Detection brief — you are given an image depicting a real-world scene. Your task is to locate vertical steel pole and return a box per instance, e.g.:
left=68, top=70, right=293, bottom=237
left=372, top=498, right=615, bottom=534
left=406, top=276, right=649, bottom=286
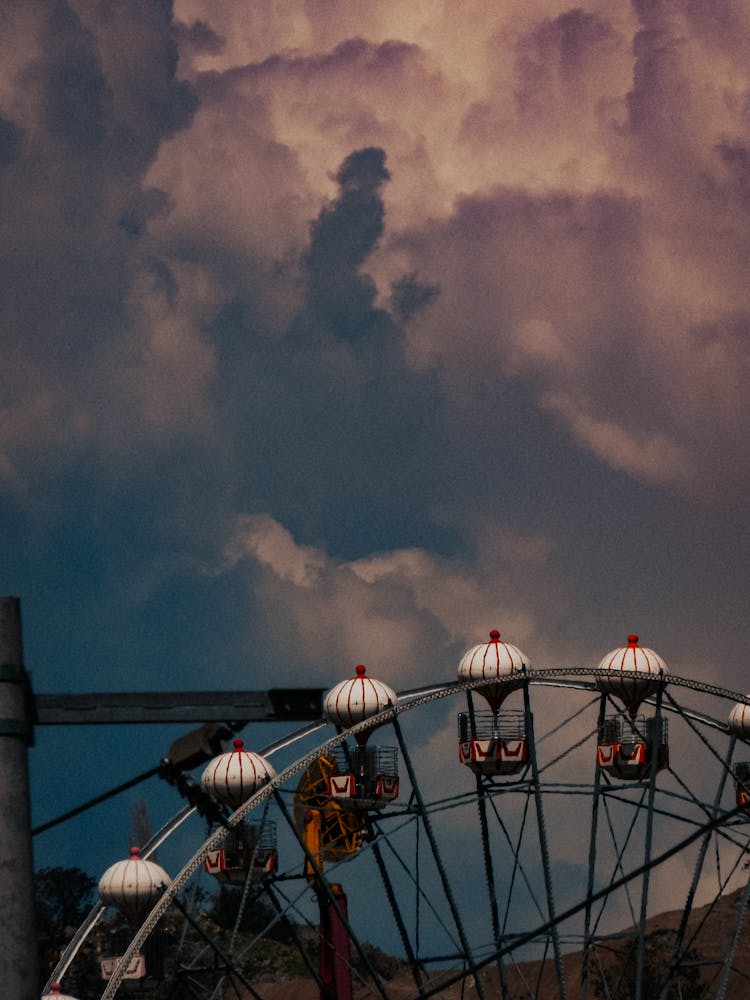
left=581, top=691, right=608, bottom=999
left=0, top=596, right=38, bottom=999
left=634, top=678, right=666, bottom=1000
left=522, top=678, right=566, bottom=999
left=658, top=734, right=736, bottom=999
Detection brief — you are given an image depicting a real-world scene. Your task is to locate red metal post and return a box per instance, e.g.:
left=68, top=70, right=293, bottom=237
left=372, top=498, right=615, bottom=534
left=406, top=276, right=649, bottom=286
left=318, top=883, right=353, bottom=1000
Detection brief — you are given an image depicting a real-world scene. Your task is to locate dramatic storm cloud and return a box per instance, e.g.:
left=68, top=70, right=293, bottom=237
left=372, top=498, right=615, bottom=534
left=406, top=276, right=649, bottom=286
left=3, top=1, right=750, bottom=902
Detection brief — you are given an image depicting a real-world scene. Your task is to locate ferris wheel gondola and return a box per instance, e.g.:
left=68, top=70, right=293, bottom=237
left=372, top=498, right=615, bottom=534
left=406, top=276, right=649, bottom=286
left=45, top=648, right=750, bottom=1000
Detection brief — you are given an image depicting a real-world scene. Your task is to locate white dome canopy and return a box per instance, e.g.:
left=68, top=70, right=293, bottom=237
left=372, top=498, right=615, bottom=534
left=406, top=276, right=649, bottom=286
left=324, top=665, right=397, bottom=741
left=728, top=700, right=750, bottom=738
left=98, top=847, right=171, bottom=924
left=42, top=986, right=79, bottom=1000
left=201, top=738, right=276, bottom=810
left=596, top=634, right=668, bottom=718
left=457, top=629, right=528, bottom=711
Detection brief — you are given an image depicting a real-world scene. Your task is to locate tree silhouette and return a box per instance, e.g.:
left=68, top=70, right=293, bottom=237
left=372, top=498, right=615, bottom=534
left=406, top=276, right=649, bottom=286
left=35, top=865, right=99, bottom=995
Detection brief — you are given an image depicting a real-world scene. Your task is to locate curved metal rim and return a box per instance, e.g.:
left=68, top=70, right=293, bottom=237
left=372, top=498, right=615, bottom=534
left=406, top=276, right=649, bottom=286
left=43, top=723, right=329, bottom=993
left=77, top=668, right=746, bottom=999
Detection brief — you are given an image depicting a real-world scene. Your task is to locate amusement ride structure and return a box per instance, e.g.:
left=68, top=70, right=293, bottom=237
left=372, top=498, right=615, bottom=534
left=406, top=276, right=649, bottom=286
left=38, top=629, right=750, bottom=999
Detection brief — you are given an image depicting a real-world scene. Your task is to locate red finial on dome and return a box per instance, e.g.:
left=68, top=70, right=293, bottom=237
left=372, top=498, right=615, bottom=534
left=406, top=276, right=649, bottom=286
left=628, top=634, right=639, bottom=646
left=130, top=846, right=141, bottom=859
left=233, top=738, right=244, bottom=751
left=489, top=629, right=501, bottom=642
left=356, top=664, right=366, bottom=677
left=51, top=986, right=62, bottom=996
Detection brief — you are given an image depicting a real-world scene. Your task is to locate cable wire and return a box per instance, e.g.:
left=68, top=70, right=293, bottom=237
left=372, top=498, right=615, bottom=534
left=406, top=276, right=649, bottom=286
left=32, top=765, right=160, bottom=836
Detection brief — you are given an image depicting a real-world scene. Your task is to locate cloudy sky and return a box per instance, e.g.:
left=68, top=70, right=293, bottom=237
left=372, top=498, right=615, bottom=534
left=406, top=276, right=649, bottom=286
left=4, top=0, right=750, bottom=880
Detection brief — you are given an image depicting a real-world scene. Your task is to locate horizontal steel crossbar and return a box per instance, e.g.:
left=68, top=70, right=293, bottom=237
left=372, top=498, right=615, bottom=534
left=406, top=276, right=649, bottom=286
left=35, top=688, right=325, bottom=724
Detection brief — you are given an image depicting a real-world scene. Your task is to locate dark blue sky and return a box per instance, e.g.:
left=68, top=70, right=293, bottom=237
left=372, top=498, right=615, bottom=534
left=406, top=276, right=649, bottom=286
left=3, top=0, right=750, bottom=897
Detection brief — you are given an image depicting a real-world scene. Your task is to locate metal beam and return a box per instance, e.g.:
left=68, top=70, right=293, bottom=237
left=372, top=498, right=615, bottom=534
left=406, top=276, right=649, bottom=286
left=35, top=687, right=324, bottom=725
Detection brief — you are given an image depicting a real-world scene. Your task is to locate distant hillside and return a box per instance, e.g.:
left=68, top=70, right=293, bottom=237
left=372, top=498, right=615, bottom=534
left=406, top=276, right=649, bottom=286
left=251, top=884, right=750, bottom=998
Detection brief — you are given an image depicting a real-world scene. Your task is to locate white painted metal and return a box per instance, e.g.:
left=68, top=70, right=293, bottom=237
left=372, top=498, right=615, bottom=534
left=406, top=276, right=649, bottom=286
left=98, top=847, right=171, bottom=924
left=596, top=634, right=668, bottom=718
left=324, top=664, right=397, bottom=734
left=728, top=699, right=750, bottom=737
left=457, top=629, right=528, bottom=711
left=200, top=737, right=275, bottom=809
left=41, top=985, right=80, bottom=1000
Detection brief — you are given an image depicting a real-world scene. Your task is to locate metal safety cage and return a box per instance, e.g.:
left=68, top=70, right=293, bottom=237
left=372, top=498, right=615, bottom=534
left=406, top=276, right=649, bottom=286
left=457, top=707, right=529, bottom=776
left=457, top=707, right=526, bottom=742
left=204, top=819, right=278, bottom=885
left=733, top=761, right=750, bottom=810
left=599, top=713, right=669, bottom=745
left=597, top=713, right=669, bottom=781
left=328, top=743, right=399, bottom=809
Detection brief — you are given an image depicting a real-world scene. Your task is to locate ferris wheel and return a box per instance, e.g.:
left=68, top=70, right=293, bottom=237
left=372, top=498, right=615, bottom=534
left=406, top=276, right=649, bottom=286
left=43, top=631, right=750, bottom=1000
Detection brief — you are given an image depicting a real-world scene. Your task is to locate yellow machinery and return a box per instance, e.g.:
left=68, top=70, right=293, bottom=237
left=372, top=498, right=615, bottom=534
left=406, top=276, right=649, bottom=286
left=294, top=754, right=366, bottom=871
left=293, top=754, right=367, bottom=1000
